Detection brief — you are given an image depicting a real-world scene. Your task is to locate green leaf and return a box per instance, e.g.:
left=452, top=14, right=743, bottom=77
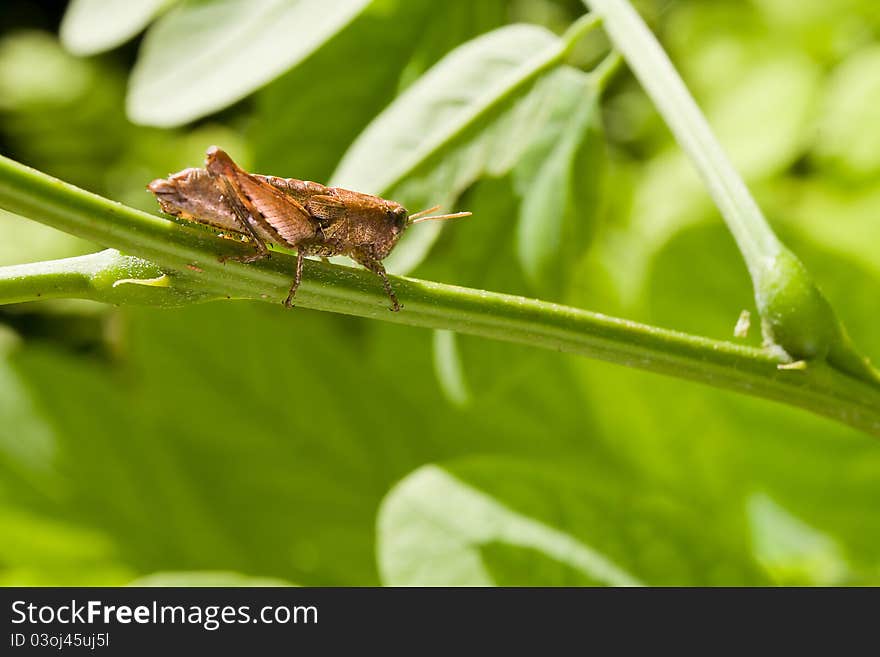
left=378, top=460, right=768, bottom=585
left=60, top=0, right=169, bottom=56
left=515, top=69, right=605, bottom=295
left=377, top=464, right=641, bottom=586
left=331, top=24, right=563, bottom=195
left=331, top=22, right=597, bottom=275
left=328, top=15, right=602, bottom=275
left=748, top=493, right=850, bottom=585
left=126, top=0, right=373, bottom=127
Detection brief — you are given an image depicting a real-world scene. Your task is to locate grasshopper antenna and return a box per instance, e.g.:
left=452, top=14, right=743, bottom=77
left=408, top=205, right=472, bottom=225
left=408, top=205, right=441, bottom=221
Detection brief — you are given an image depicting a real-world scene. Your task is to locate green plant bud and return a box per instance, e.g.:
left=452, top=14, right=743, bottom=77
left=755, top=248, right=838, bottom=360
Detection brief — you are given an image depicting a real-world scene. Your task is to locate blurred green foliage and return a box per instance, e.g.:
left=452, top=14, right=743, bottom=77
left=0, top=0, right=879, bottom=586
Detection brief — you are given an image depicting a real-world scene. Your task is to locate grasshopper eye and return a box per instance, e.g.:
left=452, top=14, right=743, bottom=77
left=388, top=207, right=408, bottom=230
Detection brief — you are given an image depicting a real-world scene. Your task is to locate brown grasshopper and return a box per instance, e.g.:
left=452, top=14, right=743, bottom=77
left=148, top=146, right=470, bottom=311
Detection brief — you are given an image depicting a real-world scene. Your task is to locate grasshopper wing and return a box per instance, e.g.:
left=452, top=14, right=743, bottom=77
left=206, top=147, right=317, bottom=247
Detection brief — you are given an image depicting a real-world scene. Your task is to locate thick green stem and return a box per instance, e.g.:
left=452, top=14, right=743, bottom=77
left=0, top=154, right=878, bottom=436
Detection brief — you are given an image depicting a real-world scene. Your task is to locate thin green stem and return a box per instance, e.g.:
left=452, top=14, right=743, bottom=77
left=561, top=11, right=604, bottom=55
left=591, top=51, right=623, bottom=92
left=0, top=154, right=878, bottom=436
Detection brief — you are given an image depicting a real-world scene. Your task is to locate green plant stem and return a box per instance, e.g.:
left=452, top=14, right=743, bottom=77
left=0, top=249, right=218, bottom=307
left=590, top=50, right=623, bottom=91
left=0, top=155, right=878, bottom=436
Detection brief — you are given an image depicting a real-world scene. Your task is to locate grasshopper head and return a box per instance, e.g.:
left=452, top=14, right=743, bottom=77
left=364, top=201, right=409, bottom=260
left=381, top=201, right=410, bottom=246
left=379, top=203, right=471, bottom=258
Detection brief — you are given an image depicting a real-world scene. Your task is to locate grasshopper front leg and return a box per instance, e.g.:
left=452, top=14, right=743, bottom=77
left=284, top=249, right=305, bottom=309
left=283, top=239, right=343, bottom=309
left=351, top=249, right=401, bottom=312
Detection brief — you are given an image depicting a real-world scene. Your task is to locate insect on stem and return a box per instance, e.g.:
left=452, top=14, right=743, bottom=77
left=148, top=147, right=473, bottom=311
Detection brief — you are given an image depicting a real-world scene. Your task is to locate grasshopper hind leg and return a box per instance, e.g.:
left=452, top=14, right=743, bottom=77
left=216, top=181, right=272, bottom=264
left=282, top=240, right=342, bottom=309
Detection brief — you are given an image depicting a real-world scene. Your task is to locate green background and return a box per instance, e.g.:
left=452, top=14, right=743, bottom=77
left=1, top=0, right=878, bottom=585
